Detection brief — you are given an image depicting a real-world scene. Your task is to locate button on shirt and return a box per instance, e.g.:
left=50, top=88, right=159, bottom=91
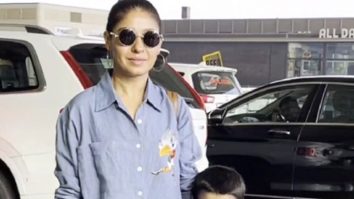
left=54, top=72, right=201, bottom=199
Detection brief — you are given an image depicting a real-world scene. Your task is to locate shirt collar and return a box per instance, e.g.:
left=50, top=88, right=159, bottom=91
left=145, top=78, right=163, bottom=112
left=95, top=72, right=163, bottom=112
left=95, top=72, right=117, bottom=112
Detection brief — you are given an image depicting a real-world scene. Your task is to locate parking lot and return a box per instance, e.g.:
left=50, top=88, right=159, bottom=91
left=1, top=2, right=354, bottom=199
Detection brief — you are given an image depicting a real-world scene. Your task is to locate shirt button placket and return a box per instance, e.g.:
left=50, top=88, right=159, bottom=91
left=136, top=141, right=144, bottom=198
left=136, top=118, right=143, bottom=135
left=135, top=118, right=144, bottom=198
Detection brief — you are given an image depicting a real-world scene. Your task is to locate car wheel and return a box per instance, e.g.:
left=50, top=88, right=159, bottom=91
left=0, top=170, right=17, bottom=199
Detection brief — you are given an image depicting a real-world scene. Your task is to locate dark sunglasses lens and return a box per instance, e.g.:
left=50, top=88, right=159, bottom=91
left=143, top=31, right=161, bottom=47
left=119, top=29, right=136, bottom=45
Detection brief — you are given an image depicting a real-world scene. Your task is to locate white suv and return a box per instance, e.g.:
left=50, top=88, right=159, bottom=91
left=0, top=24, right=207, bottom=199
left=169, top=63, right=243, bottom=112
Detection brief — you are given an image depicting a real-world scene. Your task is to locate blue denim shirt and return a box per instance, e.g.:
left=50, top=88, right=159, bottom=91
left=54, top=72, right=201, bottom=199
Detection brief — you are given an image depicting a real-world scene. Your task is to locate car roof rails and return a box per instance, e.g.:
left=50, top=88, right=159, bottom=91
left=0, top=24, right=53, bottom=34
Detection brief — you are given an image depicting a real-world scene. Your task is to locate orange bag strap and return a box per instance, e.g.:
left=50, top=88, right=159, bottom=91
left=167, top=90, right=180, bottom=116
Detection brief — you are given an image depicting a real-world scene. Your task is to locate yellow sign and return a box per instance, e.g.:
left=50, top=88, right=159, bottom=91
left=202, top=51, right=223, bottom=66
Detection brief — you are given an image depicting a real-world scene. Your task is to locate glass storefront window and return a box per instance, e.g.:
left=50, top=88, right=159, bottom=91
left=288, top=43, right=323, bottom=59
left=326, top=60, right=354, bottom=75
left=287, top=59, right=321, bottom=77
left=287, top=43, right=323, bottom=77
left=326, top=43, right=354, bottom=59
left=325, top=43, right=354, bottom=75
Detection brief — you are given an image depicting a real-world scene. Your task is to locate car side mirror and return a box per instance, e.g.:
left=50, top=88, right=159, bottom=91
left=208, top=108, right=225, bottom=124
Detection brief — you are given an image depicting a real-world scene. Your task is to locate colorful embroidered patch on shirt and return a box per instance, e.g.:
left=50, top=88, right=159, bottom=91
left=153, top=129, right=177, bottom=175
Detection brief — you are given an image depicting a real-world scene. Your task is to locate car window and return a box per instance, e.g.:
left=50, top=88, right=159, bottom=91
left=318, top=85, right=354, bottom=123
left=149, top=65, right=200, bottom=109
left=192, top=71, right=241, bottom=95
left=0, top=40, right=39, bottom=92
left=223, top=85, right=314, bottom=124
left=68, top=43, right=109, bottom=84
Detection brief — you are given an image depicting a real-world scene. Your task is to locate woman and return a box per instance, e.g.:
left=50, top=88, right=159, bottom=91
left=54, top=0, right=201, bottom=198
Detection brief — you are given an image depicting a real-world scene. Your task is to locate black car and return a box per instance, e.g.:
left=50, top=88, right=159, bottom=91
left=207, top=76, right=354, bottom=199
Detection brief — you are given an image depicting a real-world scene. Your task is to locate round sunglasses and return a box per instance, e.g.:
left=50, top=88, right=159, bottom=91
left=109, top=28, right=163, bottom=48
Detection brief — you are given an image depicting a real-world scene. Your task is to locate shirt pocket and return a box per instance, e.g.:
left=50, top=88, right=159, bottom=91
left=89, top=140, right=134, bottom=197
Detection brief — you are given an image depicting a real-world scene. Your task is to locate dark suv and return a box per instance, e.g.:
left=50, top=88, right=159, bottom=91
left=207, top=76, right=354, bottom=199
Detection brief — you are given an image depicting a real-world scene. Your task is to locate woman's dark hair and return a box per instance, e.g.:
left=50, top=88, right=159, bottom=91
left=106, top=0, right=161, bottom=32
left=191, top=165, right=246, bottom=199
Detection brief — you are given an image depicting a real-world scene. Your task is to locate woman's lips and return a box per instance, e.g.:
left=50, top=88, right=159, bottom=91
left=129, top=58, right=146, bottom=65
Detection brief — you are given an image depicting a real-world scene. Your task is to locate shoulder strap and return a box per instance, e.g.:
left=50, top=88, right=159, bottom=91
left=167, top=90, right=180, bottom=116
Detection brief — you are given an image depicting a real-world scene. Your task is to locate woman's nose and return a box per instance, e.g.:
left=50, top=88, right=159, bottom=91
left=131, top=37, right=145, bottom=53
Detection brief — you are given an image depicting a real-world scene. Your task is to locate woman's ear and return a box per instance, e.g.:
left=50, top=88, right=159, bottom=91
left=103, top=31, right=111, bottom=51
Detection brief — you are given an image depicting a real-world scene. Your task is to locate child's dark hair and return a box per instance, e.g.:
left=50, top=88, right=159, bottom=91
left=106, top=0, right=161, bottom=32
left=191, top=165, right=246, bottom=199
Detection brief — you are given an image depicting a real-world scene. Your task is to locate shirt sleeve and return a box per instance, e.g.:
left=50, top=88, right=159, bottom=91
left=54, top=107, right=82, bottom=199
left=177, top=97, right=202, bottom=191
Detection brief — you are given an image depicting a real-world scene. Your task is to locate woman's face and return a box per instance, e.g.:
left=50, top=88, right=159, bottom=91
left=105, top=9, right=162, bottom=78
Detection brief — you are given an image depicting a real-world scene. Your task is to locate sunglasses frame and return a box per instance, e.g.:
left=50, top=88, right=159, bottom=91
left=109, top=28, right=163, bottom=48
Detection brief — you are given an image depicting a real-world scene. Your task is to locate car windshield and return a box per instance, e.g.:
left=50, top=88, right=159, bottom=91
left=68, top=44, right=200, bottom=109
left=192, top=71, right=241, bottom=95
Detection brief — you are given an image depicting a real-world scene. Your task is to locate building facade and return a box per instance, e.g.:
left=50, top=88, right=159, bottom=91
left=161, top=18, right=354, bottom=87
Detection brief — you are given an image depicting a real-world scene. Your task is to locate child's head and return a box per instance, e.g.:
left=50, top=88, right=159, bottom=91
left=191, top=165, right=245, bottom=199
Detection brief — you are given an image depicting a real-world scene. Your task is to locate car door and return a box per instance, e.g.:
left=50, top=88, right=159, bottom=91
left=207, top=83, right=318, bottom=197
left=293, top=83, right=354, bottom=199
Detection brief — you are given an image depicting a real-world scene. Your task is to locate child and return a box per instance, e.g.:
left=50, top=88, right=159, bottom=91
left=191, top=165, right=246, bottom=199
